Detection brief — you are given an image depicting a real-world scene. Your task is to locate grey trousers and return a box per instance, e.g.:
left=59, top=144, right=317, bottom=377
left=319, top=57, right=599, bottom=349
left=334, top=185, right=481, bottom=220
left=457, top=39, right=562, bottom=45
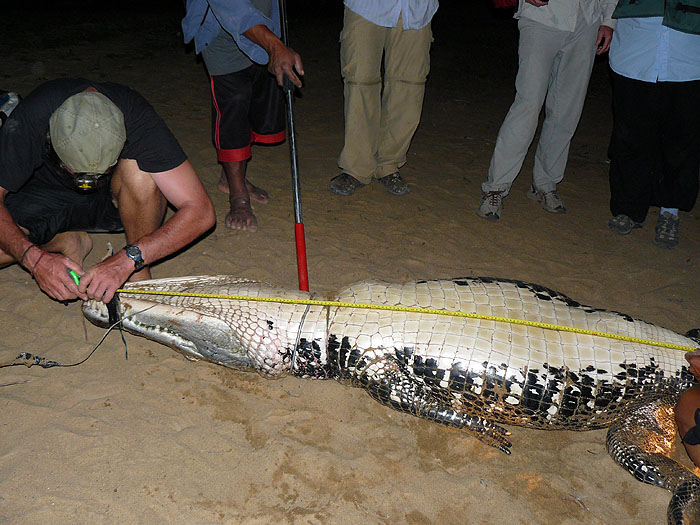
left=482, top=13, right=600, bottom=194
left=338, top=8, right=432, bottom=184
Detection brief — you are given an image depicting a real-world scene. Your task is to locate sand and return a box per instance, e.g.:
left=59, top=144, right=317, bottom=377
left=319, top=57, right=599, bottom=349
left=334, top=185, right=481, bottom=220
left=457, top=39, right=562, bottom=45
left=2, top=2, right=699, bottom=524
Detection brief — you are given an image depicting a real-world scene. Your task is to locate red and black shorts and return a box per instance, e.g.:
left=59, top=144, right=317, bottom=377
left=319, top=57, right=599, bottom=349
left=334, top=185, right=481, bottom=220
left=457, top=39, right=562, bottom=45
left=210, top=64, right=286, bottom=163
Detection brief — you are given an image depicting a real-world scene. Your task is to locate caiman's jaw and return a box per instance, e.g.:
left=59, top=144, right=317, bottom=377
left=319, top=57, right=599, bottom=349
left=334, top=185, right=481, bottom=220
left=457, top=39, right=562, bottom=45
left=81, top=299, right=113, bottom=328
left=80, top=275, right=322, bottom=379
left=81, top=297, right=255, bottom=370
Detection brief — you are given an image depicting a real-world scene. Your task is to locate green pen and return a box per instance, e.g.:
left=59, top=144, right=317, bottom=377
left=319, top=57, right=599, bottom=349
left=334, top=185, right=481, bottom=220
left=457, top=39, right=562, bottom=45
left=68, top=270, right=81, bottom=286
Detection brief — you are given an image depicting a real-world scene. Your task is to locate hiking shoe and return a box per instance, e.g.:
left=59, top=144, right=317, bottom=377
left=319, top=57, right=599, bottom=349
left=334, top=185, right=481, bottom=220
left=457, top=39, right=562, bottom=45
left=654, top=211, right=679, bottom=249
left=608, top=214, right=643, bottom=235
left=377, top=172, right=409, bottom=196
left=330, top=173, right=366, bottom=196
left=477, top=190, right=505, bottom=221
left=527, top=186, right=566, bottom=213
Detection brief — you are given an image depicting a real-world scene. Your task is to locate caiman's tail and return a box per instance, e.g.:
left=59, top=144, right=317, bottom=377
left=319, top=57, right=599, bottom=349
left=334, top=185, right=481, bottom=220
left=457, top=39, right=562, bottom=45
left=606, top=395, right=700, bottom=525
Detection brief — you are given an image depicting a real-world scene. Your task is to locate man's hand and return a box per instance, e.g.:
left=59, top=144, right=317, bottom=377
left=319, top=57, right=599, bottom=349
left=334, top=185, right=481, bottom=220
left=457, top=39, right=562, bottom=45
left=30, top=250, right=87, bottom=302
left=595, top=26, right=613, bottom=55
left=267, top=40, right=304, bottom=88
left=78, top=250, right=134, bottom=304
left=525, top=0, right=550, bottom=6
left=243, top=24, right=304, bottom=88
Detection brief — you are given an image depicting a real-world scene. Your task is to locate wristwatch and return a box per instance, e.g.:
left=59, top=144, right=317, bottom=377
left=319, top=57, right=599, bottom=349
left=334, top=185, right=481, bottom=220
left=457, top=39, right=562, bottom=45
left=124, top=244, right=145, bottom=271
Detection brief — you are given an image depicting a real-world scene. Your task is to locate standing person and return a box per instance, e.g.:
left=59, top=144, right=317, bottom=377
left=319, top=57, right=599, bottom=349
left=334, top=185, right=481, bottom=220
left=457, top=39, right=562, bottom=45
left=477, top=0, right=616, bottom=221
left=182, top=0, right=304, bottom=233
left=0, top=78, right=216, bottom=304
left=329, top=0, right=438, bottom=197
left=606, top=2, right=700, bottom=249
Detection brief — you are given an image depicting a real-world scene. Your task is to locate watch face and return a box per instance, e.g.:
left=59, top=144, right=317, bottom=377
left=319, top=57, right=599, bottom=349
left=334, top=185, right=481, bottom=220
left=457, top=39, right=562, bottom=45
left=125, top=245, right=144, bottom=269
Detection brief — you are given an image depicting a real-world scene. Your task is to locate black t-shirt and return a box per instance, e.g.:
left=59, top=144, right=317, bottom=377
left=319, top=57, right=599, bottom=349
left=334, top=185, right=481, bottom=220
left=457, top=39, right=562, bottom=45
left=0, top=78, right=187, bottom=193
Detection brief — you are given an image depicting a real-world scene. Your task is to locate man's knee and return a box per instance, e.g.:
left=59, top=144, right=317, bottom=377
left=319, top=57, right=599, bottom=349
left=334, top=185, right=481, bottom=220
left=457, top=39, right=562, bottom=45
left=111, top=159, right=163, bottom=207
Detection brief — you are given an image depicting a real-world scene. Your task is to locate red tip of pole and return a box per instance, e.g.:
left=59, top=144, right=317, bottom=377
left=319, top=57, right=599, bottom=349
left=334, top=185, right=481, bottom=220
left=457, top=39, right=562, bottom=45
left=295, top=222, right=309, bottom=291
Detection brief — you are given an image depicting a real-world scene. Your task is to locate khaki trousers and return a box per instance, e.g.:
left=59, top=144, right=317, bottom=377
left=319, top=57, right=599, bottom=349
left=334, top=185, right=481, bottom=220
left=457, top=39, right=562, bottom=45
left=338, top=7, right=432, bottom=184
left=483, top=11, right=599, bottom=194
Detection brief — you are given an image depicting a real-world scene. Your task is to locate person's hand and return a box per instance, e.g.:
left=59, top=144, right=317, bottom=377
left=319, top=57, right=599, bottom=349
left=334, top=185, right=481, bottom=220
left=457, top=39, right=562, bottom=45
left=30, top=250, right=87, bottom=302
left=525, top=0, right=550, bottom=6
left=267, top=40, right=304, bottom=88
left=686, top=352, right=700, bottom=381
left=78, top=251, right=134, bottom=303
left=595, top=26, right=613, bottom=55
left=242, top=24, right=304, bottom=88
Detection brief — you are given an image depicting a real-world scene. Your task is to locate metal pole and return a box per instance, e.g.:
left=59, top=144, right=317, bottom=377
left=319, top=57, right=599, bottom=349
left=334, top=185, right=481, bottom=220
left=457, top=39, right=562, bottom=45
left=278, top=0, right=309, bottom=292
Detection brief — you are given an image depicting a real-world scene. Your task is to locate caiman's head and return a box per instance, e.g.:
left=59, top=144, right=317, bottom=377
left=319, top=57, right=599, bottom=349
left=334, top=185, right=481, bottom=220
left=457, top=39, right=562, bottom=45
left=81, top=294, right=256, bottom=370
left=80, top=276, right=269, bottom=371
left=80, top=275, right=307, bottom=378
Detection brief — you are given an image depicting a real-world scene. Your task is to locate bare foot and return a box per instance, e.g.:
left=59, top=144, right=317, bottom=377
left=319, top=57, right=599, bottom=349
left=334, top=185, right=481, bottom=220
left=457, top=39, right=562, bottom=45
left=217, top=172, right=269, bottom=204
left=245, top=180, right=269, bottom=204
left=225, top=195, right=258, bottom=232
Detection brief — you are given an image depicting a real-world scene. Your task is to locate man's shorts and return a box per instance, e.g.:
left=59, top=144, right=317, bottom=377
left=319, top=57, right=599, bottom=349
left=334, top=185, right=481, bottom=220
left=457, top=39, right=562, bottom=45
left=4, top=165, right=123, bottom=246
left=682, top=408, right=700, bottom=446
left=209, top=64, right=286, bottom=163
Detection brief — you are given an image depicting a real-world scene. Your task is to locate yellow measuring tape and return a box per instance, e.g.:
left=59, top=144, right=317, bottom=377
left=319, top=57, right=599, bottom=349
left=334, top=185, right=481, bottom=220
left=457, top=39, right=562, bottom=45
left=114, top=288, right=698, bottom=353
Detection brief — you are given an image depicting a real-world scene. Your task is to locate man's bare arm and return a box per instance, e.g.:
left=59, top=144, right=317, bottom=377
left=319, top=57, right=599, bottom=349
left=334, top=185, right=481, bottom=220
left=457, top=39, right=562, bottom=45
left=78, top=160, right=216, bottom=303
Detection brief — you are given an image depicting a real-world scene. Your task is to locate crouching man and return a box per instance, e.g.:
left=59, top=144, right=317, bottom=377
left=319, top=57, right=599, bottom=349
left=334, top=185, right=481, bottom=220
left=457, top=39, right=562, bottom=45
left=0, top=78, right=216, bottom=304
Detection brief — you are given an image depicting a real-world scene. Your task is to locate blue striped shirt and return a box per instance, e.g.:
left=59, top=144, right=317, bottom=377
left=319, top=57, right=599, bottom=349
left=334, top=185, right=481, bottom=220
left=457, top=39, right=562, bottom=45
left=609, top=17, right=700, bottom=82
left=344, top=0, right=438, bottom=30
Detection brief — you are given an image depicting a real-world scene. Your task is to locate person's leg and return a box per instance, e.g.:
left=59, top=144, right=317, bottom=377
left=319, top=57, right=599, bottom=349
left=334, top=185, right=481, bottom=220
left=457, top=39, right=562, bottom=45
left=675, top=385, right=700, bottom=468
left=337, top=7, right=387, bottom=185
left=217, top=167, right=269, bottom=204
left=220, top=159, right=260, bottom=232
left=375, top=17, right=432, bottom=184
left=531, top=13, right=598, bottom=193
left=649, top=80, right=700, bottom=248
left=111, top=159, right=167, bottom=281
left=210, top=70, right=265, bottom=231
left=482, top=19, right=564, bottom=193
left=224, top=62, right=287, bottom=218
left=654, top=80, right=700, bottom=212
left=609, top=73, right=661, bottom=225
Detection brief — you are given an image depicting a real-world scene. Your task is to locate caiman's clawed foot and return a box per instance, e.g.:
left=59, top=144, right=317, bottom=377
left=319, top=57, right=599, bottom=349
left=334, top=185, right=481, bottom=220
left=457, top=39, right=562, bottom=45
left=462, top=415, right=513, bottom=454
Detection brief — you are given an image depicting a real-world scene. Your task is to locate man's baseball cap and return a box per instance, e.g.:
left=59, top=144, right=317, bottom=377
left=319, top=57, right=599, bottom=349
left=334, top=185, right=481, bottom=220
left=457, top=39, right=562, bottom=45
left=49, top=91, right=126, bottom=174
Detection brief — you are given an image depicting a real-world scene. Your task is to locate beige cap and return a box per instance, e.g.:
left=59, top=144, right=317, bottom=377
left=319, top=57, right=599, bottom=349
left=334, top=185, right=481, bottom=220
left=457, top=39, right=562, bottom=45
left=49, top=91, right=126, bottom=174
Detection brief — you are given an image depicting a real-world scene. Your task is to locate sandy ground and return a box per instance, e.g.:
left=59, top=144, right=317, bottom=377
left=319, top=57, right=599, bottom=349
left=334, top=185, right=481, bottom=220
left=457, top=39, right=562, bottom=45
left=2, top=2, right=700, bottom=524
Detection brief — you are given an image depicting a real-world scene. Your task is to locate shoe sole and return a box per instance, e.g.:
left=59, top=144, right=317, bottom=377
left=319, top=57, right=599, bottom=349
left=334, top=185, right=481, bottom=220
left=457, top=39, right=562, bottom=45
left=653, top=238, right=678, bottom=249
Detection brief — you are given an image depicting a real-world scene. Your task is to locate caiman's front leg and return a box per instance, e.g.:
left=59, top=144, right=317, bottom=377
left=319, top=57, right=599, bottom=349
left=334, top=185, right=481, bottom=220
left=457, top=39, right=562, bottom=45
left=350, top=353, right=512, bottom=454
